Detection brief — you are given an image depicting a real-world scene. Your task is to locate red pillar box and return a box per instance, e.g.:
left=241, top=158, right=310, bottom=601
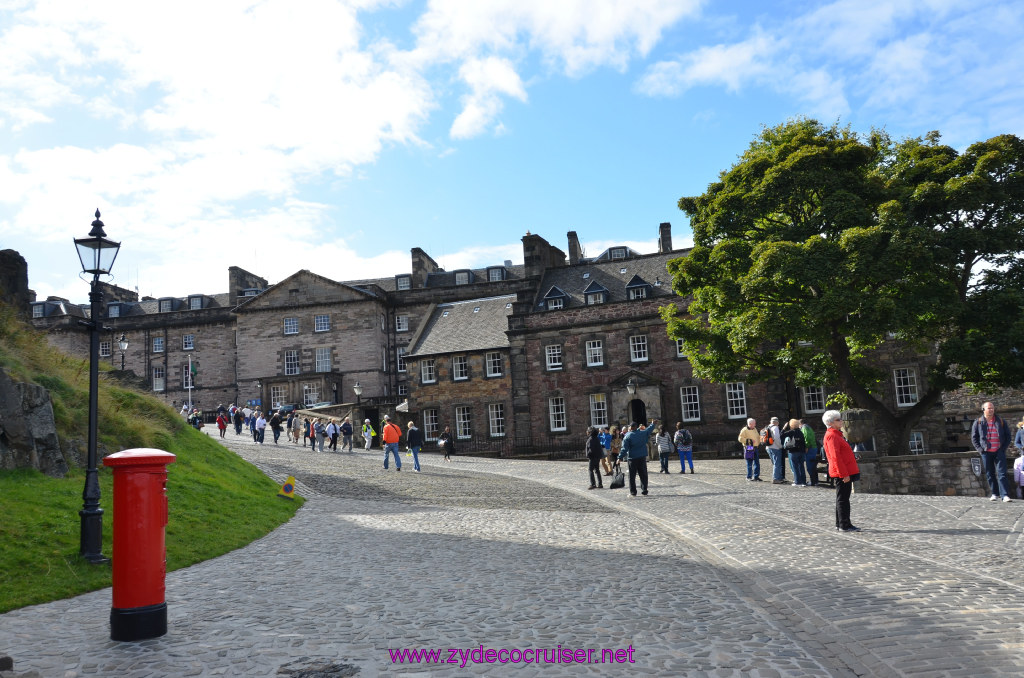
left=102, top=449, right=176, bottom=641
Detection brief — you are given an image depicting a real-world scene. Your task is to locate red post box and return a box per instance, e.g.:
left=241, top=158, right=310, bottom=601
left=103, top=448, right=176, bottom=641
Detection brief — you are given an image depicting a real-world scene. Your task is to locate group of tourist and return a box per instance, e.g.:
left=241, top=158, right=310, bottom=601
left=737, top=416, right=821, bottom=486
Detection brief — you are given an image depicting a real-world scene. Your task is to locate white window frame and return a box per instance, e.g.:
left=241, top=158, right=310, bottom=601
left=454, top=271, right=470, bottom=285
left=153, top=337, right=165, bottom=353
left=189, top=296, right=203, bottom=310
left=271, top=385, right=287, bottom=409
left=894, top=368, right=919, bottom=407
left=629, top=287, right=647, bottom=300
left=421, top=359, right=436, bottom=384
left=152, top=366, right=165, bottom=392
left=610, top=247, right=626, bottom=259
left=909, top=431, right=926, bottom=454
left=585, top=292, right=604, bottom=305
left=803, top=386, right=826, bottom=414
left=397, top=384, right=408, bottom=396
left=423, top=409, right=439, bottom=441
left=159, top=299, right=172, bottom=313
left=285, top=349, right=300, bottom=376
left=397, top=347, right=407, bottom=373
left=680, top=386, right=701, bottom=422
left=548, top=396, right=567, bottom=432
left=32, top=304, right=43, bottom=318
left=396, top=275, right=411, bottom=291
left=487, top=267, right=504, bottom=282
left=315, top=347, right=331, bottom=373
left=675, top=339, right=686, bottom=358
left=302, top=383, right=320, bottom=406
left=182, top=366, right=194, bottom=390
left=585, top=340, right=604, bottom=367
left=547, top=298, right=563, bottom=311
left=396, top=315, right=409, bottom=332
left=283, top=317, right=298, bottom=335
left=726, top=382, right=747, bottom=419
left=182, top=334, right=195, bottom=351
left=545, top=344, right=563, bottom=370
left=453, top=355, right=469, bottom=381
left=589, top=393, right=608, bottom=428
left=455, top=406, right=472, bottom=439
left=486, top=352, right=502, bottom=377
left=99, top=341, right=111, bottom=358
left=488, top=403, right=505, bottom=437
left=314, top=314, right=330, bottom=332
left=108, top=304, right=120, bottom=318
left=629, top=335, right=648, bottom=362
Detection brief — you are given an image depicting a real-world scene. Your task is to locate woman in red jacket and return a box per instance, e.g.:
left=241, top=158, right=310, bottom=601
left=822, top=410, right=861, bottom=532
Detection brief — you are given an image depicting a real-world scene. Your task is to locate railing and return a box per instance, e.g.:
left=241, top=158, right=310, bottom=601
left=424, top=434, right=586, bottom=460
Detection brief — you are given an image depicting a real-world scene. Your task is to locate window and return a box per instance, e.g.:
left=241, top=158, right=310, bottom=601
left=486, top=352, right=502, bottom=377
left=302, top=383, right=320, bottom=406
left=455, top=271, right=469, bottom=285
left=32, top=304, right=43, bottom=318
left=153, top=366, right=165, bottom=392
left=680, top=386, right=701, bottom=422
left=548, top=396, right=567, bottom=432
left=315, top=347, right=331, bottom=372
left=803, top=386, right=826, bottom=413
left=909, top=431, right=926, bottom=454
left=629, top=287, right=647, bottom=300
left=629, top=335, right=648, bottom=362
left=547, top=298, right=563, bottom=311
left=455, top=406, right=472, bottom=439
left=585, top=292, right=605, bottom=305
left=99, top=341, right=111, bottom=358
left=283, top=317, right=298, bottom=335
left=589, top=394, right=608, bottom=427
left=396, top=275, right=411, bottom=291
left=675, top=339, right=686, bottom=358
left=545, top=344, right=563, bottom=370
left=159, top=299, right=172, bottom=313
left=453, top=355, right=469, bottom=381
left=189, top=296, right=203, bottom=310
left=108, top=304, right=120, bottom=318
left=271, top=385, right=287, bottom=409
left=488, top=403, right=505, bottom=437
left=397, top=347, right=407, bottom=373
left=487, top=267, right=505, bottom=282
left=610, top=247, right=626, bottom=259
left=423, top=409, right=439, bottom=441
left=182, top=334, right=194, bottom=350
left=585, top=340, right=604, bottom=367
left=285, top=350, right=300, bottom=375
left=314, top=314, right=330, bottom=332
left=153, top=337, right=164, bottom=353
left=726, top=382, right=747, bottom=419
left=395, top=315, right=409, bottom=332
left=894, top=368, right=919, bottom=407
left=421, top=359, right=436, bottom=383
left=396, top=384, right=408, bottom=396
left=182, top=365, right=194, bottom=389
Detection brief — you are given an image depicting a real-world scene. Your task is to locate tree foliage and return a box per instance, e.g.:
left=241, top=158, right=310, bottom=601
left=662, top=119, right=1024, bottom=454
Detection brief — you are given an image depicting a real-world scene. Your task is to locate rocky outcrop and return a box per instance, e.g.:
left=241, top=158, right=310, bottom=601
left=0, top=368, right=69, bottom=477
left=0, top=250, right=32, bottom=312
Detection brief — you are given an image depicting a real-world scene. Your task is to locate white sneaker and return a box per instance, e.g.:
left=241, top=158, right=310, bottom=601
left=1003, top=496, right=1013, bottom=503
left=990, top=495, right=999, bottom=501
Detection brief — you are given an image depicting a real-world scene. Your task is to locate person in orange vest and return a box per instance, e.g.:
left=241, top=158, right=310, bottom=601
left=381, top=415, right=403, bottom=471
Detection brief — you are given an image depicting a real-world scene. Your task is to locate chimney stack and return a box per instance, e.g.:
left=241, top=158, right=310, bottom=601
left=658, top=222, right=673, bottom=253
left=567, top=231, right=582, bottom=265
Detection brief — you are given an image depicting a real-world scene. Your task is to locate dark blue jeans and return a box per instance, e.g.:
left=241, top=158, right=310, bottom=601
left=805, top=448, right=819, bottom=485
left=981, top=450, right=1010, bottom=498
left=788, top=451, right=806, bottom=485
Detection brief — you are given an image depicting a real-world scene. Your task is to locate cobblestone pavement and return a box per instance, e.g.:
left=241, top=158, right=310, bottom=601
left=3, top=432, right=1024, bottom=677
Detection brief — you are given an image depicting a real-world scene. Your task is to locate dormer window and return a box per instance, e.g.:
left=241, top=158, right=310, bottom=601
left=454, top=271, right=470, bottom=285
left=625, top=274, right=652, bottom=301
left=610, top=247, right=627, bottom=260
left=31, top=304, right=44, bottom=318
left=542, top=285, right=568, bottom=311
left=547, top=298, right=564, bottom=310
left=396, top=275, right=411, bottom=291
left=158, top=298, right=173, bottom=313
left=188, top=296, right=203, bottom=310
left=487, top=267, right=506, bottom=282
left=582, top=281, right=608, bottom=305
left=586, top=293, right=605, bottom=305
left=107, top=303, right=120, bottom=318
left=629, top=287, right=647, bottom=300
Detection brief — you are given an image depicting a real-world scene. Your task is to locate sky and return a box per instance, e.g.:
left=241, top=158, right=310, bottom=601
left=2, top=0, right=1022, bottom=303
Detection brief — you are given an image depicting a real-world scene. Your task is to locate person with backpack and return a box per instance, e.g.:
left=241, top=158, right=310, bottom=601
left=655, top=425, right=674, bottom=473
left=764, top=416, right=785, bottom=484
left=738, top=418, right=761, bottom=481
left=674, top=421, right=694, bottom=473
left=381, top=414, right=403, bottom=471
left=780, top=418, right=807, bottom=486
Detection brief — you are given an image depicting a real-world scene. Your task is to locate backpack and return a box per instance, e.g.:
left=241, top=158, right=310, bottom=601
left=674, top=429, right=692, bottom=446
left=760, top=427, right=773, bottom=446
left=783, top=433, right=797, bottom=449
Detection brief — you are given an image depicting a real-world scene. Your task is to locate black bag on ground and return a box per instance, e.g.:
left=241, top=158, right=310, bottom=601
left=610, top=462, right=625, bottom=489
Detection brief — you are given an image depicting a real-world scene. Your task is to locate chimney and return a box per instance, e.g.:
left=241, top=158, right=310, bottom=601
left=658, top=222, right=673, bottom=253
left=567, top=231, right=582, bottom=265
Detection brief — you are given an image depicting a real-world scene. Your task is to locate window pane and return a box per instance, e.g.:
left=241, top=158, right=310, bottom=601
left=397, top=347, right=407, bottom=372
left=589, top=394, right=608, bottom=427
left=315, top=347, right=331, bottom=372
left=108, top=304, right=120, bottom=318
left=680, top=386, right=701, bottom=421
left=630, top=335, right=648, bottom=362
left=271, top=385, right=286, bottom=408
left=803, top=386, right=825, bottom=413
left=99, top=341, right=111, bottom=357
left=302, top=383, right=319, bottom=406
left=726, top=382, right=746, bottom=419
left=396, top=315, right=409, bottom=332
left=153, top=337, right=164, bottom=353
left=396, top=276, right=411, bottom=290
left=547, top=298, right=563, bottom=310
left=546, top=345, right=562, bottom=370
left=314, top=314, right=330, bottom=332
left=285, top=350, right=299, bottom=375
left=486, top=352, right=502, bottom=376
left=909, top=431, right=925, bottom=454
left=153, top=367, right=165, bottom=392
left=453, top=355, right=468, bottom=380
left=488, top=403, right=505, bottom=437
left=586, top=340, right=603, bottom=366
left=456, top=406, right=472, bottom=438
left=894, top=368, right=918, bottom=407
left=421, top=359, right=436, bottom=383
left=183, top=334, right=194, bottom=350
left=423, top=409, right=439, bottom=440
left=548, top=396, right=566, bottom=431
left=283, top=317, right=298, bottom=335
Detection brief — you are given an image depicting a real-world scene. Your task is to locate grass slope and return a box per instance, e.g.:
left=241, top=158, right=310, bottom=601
left=0, top=304, right=303, bottom=613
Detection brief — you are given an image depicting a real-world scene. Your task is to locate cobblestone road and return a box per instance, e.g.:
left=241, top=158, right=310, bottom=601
left=2, top=432, right=1023, bottom=677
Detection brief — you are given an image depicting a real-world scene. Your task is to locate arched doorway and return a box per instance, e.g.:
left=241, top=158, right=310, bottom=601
left=628, top=399, right=647, bottom=426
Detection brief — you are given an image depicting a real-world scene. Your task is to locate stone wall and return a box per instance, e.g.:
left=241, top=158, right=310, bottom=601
left=0, top=368, right=69, bottom=477
left=857, top=451, right=1022, bottom=497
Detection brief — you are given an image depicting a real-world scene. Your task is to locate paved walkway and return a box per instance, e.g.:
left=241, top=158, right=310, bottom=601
left=3, top=432, right=1024, bottom=677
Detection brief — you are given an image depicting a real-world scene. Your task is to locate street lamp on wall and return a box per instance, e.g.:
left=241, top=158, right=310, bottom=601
left=626, top=377, right=637, bottom=397
left=73, top=209, right=120, bottom=564
left=332, top=382, right=338, bottom=404
left=353, top=381, right=362, bottom=405
left=118, top=333, right=128, bottom=371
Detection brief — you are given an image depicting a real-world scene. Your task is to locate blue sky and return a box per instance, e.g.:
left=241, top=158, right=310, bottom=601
left=2, top=0, right=1022, bottom=302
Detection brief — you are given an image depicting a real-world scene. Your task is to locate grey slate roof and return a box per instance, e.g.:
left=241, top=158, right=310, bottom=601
left=531, top=249, right=687, bottom=311
left=407, top=294, right=516, bottom=357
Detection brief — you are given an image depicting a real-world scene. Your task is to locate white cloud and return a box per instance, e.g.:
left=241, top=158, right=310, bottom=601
left=450, top=56, right=526, bottom=139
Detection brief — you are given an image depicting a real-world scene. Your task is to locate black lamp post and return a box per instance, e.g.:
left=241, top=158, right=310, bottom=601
left=118, top=333, right=128, bottom=371
left=74, top=209, right=120, bottom=564
left=353, top=381, right=362, bottom=405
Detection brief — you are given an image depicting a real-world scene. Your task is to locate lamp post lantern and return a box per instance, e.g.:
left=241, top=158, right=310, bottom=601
left=74, top=209, right=120, bottom=564
left=626, top=377, right=637, bottom=397
left=352, top=381, right=362, bottom=405
left=117, top=333, right=128, bottom=371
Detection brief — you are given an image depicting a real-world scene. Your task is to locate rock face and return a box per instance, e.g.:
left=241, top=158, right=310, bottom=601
left=0, top=368, right=69, bottom=477
left=0, top=249, right=32, bottom=311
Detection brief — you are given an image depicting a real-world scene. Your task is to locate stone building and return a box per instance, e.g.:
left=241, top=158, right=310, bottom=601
left=25, top=222, right=970, bottom=456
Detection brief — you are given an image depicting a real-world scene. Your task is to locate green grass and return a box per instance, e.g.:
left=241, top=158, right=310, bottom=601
left=0, top=303, right=304, bottom=613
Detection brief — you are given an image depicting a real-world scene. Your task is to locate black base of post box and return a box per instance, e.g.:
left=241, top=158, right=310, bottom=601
left=110, top=602, right=167, bottom=641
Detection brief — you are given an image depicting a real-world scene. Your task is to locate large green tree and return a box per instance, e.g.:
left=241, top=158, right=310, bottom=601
left=662, top=119, right=1024, bottom=454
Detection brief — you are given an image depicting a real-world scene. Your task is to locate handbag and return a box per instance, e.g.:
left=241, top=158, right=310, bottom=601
left=610, top=463, right=625, bottom=489
left=744, top=445, right=756, bottom=460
